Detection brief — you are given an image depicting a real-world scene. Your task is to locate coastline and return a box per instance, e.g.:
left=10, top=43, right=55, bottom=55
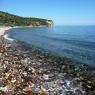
left=0, top=25, right=44, bottom=36
left=0, top=26, right=12, bottom=36
left=0, top=24, right=53, bottom=36
left=0, top=26, right=95, bottom=95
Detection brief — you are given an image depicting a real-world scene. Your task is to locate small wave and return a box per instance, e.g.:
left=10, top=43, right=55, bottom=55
left=3, top=34, right=14, bottom=42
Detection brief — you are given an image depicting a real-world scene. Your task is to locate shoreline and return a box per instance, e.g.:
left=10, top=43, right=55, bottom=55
left=0, top=26, right=12, bottom=36
left=0, top=25, right=52, bottom=37
left=0, top=25, right=46, bottom=36
left=0, top=26, right=95, bottom=94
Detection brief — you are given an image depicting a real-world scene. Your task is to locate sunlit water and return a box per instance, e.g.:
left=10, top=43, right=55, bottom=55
left=9, top=26, right=95, bottom=66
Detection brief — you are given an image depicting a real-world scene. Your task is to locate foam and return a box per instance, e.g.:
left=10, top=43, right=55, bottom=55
left=3, top=34, right=14, bottom=42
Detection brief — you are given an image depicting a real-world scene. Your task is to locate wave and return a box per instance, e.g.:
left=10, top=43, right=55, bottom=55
left=3, top=34, right=14, bottom=42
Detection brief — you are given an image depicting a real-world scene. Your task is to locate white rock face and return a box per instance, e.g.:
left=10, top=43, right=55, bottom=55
left=46, top=20, right=53, bottom=26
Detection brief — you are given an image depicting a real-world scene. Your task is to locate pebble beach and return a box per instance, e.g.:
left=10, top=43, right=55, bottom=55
left=0, top=27, right=95, bottom=95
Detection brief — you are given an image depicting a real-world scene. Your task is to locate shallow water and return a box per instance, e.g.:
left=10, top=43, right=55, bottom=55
left=9, top=26, right=95, bottom=66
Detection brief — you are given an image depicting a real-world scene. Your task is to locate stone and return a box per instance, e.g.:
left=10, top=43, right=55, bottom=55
left=0, top=36, right=95, bottom=95
left=43, top=74, right=49, bottom=80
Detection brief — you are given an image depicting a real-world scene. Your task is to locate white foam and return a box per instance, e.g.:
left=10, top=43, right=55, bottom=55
left=3, top=34, right=14, bottom=42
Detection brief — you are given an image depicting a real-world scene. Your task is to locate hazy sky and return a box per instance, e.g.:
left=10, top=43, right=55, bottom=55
left=0, top=0, right=95, bottom=25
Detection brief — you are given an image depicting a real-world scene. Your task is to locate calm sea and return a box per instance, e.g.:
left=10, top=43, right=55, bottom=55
left=9, top=26, right=95, bottom=66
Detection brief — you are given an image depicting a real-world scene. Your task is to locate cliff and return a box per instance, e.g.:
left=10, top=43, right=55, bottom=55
left=0, top=11, right=53, bottom=27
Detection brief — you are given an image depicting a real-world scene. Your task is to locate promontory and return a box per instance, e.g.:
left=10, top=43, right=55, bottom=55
left=0, top=11, right=53, bottom=27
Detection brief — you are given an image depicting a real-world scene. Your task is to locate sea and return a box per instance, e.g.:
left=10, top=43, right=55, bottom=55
left=8, top=26, right=95, bottom=66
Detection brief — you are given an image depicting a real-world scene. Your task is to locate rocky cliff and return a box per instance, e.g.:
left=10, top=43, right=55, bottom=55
left=0, top=11, right=53, bottom=27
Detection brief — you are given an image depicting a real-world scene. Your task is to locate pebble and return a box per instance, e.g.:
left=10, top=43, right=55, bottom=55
left=0, top=36, right=95, bottom=95
left=43, top=74, right=49, bottom=80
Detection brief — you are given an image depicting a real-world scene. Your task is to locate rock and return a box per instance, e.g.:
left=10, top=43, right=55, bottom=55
left=0, top=53, right=2, bottom=57
left=23, top=71, right=27, bottom=76
left=43, top=74, right=49, bottom=80
left=31, top=67, right=35, bottom=73
left=2, top=91, right=12, bottom=95
left=26, top=90, right=33, bottom=95
left=0, top=86, right=8, bottom=92
left=0, top=36, right=95, bottom=95
left=40, top=91, right=48, bottom=95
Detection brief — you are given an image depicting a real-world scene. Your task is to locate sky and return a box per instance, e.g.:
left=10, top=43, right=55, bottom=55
left=0, top=0, right=95, bottom=25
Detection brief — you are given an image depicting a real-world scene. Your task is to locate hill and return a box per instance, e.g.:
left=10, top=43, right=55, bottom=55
left=0, top=11, right=53, bottom=27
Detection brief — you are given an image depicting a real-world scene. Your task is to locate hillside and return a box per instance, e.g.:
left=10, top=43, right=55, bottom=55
left=0, top=11, right=53, bottom=27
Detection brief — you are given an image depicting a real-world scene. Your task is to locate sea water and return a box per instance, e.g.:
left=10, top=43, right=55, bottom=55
left=9, top=26, right=95, bottom=66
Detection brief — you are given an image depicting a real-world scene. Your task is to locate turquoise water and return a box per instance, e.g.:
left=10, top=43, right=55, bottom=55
left=9, top=26, right=95, bottom=66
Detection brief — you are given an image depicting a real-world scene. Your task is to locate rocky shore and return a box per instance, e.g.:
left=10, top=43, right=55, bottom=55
left=0, top=29, right=95, bottom=95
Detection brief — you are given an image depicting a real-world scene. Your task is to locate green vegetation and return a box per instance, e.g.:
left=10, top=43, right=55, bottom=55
left=0, top=11, right=53, bottom=27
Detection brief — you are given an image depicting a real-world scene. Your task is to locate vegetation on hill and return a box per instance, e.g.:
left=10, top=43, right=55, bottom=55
left=0, top=11, right=53, bottom=27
